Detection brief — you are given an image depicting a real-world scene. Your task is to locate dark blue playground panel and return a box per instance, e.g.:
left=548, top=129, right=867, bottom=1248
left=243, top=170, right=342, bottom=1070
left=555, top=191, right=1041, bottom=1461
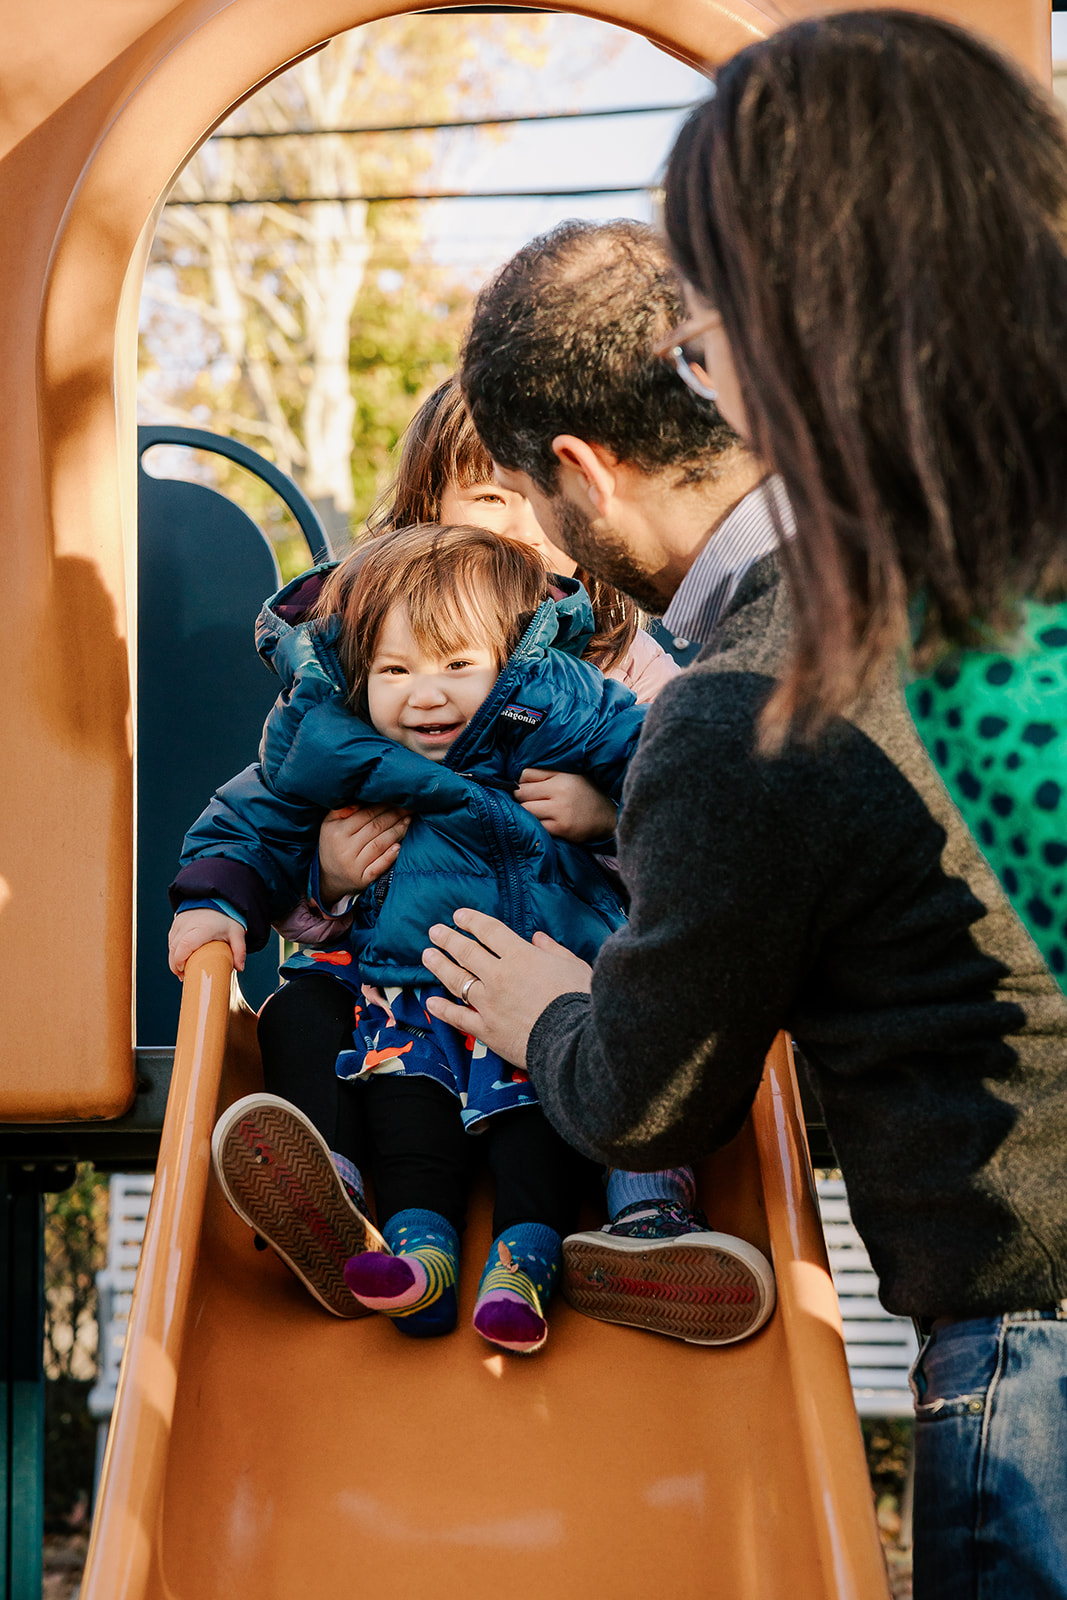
left=136, top=426, right=332, bottom=1041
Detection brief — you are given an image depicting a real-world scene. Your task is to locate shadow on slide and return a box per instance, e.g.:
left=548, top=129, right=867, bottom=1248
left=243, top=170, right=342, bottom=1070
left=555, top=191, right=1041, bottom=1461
left=81, top=942, right=890, bottom=1599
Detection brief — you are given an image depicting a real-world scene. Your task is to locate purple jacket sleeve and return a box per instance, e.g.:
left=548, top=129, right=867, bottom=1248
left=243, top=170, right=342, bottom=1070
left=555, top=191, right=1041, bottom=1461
left=169, top=858, right=273, bottom=952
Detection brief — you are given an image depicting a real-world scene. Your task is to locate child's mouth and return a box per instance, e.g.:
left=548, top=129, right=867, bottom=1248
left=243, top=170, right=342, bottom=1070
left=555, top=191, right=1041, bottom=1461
left=410, top=721, right=462, bottom=742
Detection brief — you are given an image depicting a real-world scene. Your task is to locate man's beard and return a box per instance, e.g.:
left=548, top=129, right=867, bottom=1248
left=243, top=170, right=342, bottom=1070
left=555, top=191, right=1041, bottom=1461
left=550, top=495, right=674, bottom=614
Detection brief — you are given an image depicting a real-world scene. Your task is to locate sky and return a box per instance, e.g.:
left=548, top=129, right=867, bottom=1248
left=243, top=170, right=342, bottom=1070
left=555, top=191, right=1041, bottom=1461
left=140, top=17, right=709, bottom=380
left=415, top=17, right=710, bottom=279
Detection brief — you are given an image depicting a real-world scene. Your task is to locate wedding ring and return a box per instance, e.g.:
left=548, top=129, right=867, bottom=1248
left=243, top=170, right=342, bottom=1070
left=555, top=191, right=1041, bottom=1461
left=460, top=974, right=478, bottom=1005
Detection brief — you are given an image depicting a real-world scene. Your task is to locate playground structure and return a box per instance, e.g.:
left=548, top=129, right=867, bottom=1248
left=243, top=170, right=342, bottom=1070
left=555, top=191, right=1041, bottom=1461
left=0, top=0, right=1051, bottom=1595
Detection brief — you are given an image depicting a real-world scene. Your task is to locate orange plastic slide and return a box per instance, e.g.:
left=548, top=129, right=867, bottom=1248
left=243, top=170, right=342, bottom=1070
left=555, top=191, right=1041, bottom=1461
left=81, top=942, right=890, bottom=1600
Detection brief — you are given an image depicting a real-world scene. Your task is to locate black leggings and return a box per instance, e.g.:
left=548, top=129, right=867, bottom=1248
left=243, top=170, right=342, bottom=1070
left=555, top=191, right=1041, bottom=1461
left=257, top=973, right=587, bottom=1241
left=257, top=972, right=363, bottom=1161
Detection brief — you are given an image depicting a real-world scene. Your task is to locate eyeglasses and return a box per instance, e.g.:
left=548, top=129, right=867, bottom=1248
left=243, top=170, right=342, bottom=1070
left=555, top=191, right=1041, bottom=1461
left=656, top=315, right=720, bottom=403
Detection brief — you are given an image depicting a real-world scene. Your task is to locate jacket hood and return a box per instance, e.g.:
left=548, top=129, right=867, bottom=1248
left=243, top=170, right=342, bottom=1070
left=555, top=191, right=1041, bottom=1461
left=255, top=562, right=334, bottom=676
left=254, top=560, right=595, bottom=691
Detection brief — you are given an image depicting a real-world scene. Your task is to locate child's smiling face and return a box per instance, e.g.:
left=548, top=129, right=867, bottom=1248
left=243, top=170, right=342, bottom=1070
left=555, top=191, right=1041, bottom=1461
left=366, top=600, right=499, bottom=762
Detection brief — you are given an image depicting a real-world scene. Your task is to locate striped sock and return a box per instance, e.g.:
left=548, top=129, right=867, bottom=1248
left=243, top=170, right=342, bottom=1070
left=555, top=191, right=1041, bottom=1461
left=473, top=1223, right=561, bottom=1355
left=344, top=1209, right=459, bottom=1338
left=605, top=1166, right=697, bottom=1218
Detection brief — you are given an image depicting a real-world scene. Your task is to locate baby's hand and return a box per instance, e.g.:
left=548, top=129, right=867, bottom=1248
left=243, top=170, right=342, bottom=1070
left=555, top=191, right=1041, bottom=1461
left=513, top=769, right=618, bottom=844
left=168, top=909, right=246, bottom=978
left=318, top=804, right=410, bottom=905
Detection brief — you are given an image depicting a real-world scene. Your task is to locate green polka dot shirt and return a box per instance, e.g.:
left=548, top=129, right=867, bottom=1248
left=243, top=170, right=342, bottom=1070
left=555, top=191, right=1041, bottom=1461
left=906, top=600, right=1067, bottom=991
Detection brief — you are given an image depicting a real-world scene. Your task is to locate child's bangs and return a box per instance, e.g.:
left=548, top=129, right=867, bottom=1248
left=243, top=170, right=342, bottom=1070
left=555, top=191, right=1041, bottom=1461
left=333, top=524, right=549, bottom=701
left=404, top=554, right=512, bottom=666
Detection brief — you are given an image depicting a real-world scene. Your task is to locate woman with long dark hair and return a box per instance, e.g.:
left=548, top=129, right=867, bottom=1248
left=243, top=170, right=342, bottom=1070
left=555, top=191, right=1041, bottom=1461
left=663, top=9, right=1067, bottom=989
left=657, top=13, right=1067, bottom=1596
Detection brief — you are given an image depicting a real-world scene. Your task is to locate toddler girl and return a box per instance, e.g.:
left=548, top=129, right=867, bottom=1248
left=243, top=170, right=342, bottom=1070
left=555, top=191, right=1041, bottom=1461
left=172, top=524, right=646, bottom=1353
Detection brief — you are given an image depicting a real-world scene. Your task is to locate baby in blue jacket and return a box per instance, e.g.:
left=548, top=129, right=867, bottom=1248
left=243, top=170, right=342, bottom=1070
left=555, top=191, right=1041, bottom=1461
left=170, top=523, right=707, bottom=1353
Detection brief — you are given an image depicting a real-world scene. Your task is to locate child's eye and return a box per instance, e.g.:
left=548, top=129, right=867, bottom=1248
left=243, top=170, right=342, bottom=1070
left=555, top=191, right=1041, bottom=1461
left=447, top=659, right=473, bottom=671
left=474, top=492, right=505, bottom=505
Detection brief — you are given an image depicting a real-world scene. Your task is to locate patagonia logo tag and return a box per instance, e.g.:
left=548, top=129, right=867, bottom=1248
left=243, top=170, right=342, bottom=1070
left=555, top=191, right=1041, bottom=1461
left=499, top=702, right=545, bottom=731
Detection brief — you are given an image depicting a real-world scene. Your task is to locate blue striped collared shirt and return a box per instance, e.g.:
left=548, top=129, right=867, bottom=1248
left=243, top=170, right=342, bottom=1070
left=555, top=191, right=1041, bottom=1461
left=662, top=476, right=795, bottom=648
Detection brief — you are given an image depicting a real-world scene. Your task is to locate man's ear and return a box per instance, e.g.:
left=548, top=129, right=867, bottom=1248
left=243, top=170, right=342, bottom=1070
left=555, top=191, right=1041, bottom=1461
left=550, top=436, right=617, bottom=516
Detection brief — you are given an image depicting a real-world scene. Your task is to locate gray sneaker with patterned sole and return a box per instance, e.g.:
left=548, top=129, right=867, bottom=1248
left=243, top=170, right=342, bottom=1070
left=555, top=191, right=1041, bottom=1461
left=562, top=1229, right=776, bottom=1346
left=212, top=1093, right=389, bottom=1318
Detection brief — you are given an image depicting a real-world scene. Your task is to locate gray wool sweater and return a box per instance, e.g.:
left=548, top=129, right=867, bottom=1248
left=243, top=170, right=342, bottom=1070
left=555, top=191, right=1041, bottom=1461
left=527, top=554, right=1067, bottom=1319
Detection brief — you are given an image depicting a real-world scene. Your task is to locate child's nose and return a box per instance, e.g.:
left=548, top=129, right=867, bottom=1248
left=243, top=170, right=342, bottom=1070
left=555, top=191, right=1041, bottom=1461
left=408, top=676, right=448, bottom=707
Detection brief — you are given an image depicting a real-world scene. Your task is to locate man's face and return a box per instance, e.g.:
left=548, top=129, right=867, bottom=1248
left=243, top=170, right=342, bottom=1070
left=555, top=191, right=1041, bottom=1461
left=493, top=464, right=675, bottom=614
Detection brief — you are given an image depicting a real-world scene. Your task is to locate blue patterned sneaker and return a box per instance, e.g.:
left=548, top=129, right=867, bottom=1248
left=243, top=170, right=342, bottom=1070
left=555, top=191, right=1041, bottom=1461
left=604, top=1198, right=714, bottom=1239
left=562, top=1201, right=776, bottom=1346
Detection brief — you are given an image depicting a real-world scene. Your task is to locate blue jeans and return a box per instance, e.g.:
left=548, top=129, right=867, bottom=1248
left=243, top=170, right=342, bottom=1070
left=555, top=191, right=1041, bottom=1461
left=911, top=1308, right=1067, bottom=1599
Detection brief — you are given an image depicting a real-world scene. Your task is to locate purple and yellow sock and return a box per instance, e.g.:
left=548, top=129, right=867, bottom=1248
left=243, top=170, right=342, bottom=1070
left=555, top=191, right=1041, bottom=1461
left=344, top=1209, right=459, bottom=1338
left=473, top=1222, right=561, bottom=1355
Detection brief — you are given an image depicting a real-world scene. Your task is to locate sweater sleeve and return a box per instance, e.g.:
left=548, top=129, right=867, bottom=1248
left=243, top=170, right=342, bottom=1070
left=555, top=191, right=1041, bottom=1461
left=523, top=675, right=826, bottom=1169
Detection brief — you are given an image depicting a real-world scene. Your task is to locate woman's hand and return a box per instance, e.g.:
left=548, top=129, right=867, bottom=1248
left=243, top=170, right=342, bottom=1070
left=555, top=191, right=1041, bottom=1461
left=423, top=909, right=592, bottom=1066
left=168, top=908, right=246, bottom=978
left=513, top=769, right=617, bottom=843
left=318, top=804, right=410, bottom=904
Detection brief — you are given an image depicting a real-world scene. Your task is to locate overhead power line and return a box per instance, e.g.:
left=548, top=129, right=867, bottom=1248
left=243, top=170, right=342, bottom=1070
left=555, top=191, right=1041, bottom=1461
left=209, top=102, right=697, bottom=140
left=168, top=183, right=659, bottom=208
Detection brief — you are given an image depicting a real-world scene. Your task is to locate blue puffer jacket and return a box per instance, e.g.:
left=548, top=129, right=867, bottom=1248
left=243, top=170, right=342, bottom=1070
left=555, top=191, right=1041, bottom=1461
left=172, top=565, right=647, bottom=985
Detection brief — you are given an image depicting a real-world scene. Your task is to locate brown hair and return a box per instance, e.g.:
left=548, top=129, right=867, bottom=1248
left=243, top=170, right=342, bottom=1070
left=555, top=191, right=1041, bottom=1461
left=315, top=523, right=549, bottom=706
left=664, top=11, right=1067, bottom=743
left=369, top=375, right=641, bottom=673
left=366, top=378, right=489, bottom=534
left=460, top=219, right=736, bottom=491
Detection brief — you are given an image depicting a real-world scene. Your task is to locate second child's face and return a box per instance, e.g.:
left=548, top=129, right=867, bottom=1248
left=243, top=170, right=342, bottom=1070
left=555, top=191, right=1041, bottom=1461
left=366, top=602, right=499, bottom=762
left=439, top=481, right=579, bottom=578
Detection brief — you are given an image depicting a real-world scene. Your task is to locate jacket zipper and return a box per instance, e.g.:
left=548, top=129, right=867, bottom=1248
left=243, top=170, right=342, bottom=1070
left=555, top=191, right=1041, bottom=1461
left=476, top=788, right=530, bottom=938
left=444, top=598, right=569, bottom=938
left=315, top=633, right=348, bottom=692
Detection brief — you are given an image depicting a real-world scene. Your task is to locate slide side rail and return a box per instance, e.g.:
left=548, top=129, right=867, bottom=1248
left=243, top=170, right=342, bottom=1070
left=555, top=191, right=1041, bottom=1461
left=81, top=942, right=236, bottom=1600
